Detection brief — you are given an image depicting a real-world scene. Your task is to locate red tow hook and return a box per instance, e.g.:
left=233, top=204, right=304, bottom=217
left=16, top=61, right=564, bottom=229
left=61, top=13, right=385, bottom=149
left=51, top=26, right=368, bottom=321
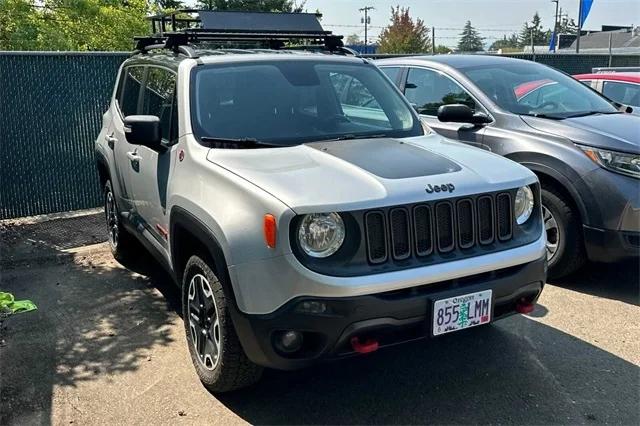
left=516, top=301, right=535, bottom=314
left=351, top=337, right=379, bottom=354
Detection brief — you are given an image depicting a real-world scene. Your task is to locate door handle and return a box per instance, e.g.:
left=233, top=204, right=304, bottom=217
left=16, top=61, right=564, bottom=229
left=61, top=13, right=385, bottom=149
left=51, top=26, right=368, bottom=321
left=126, top=151, right=141, bottom=162
left=105, top=134, right=117, bottom=149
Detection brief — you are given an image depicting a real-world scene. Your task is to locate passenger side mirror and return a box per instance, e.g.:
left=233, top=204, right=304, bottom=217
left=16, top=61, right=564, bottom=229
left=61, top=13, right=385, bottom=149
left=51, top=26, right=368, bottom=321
left=123, top=115, right=163, bottom=149
left=437, top=104, right=492, bottom=125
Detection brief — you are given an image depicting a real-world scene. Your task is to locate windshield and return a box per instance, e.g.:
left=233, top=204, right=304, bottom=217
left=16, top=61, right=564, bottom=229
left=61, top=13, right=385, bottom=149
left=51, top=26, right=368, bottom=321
left=190, top=60, right=423, bottom=146
left=460, top=62, right=618, bottom=119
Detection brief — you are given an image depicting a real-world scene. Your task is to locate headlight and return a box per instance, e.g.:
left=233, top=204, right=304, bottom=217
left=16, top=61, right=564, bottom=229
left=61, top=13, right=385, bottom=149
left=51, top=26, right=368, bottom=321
left=578, top=145, right=640, bottom=179
left=514, top=186, right=534, bottom=225
left=298, top=213, right=345, bottom=258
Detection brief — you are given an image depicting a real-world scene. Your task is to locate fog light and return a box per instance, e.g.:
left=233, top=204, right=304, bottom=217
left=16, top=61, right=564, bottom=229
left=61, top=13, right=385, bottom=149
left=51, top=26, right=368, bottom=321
left=275, top=330, right=304, bottom=353
left=296, top=300, right=327, bottom=314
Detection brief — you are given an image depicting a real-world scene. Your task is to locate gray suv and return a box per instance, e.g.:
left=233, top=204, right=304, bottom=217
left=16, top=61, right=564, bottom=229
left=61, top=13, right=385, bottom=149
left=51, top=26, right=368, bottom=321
left=378, top=55, right=640, bottom=278
left=95, top=11, right=546, bottom=392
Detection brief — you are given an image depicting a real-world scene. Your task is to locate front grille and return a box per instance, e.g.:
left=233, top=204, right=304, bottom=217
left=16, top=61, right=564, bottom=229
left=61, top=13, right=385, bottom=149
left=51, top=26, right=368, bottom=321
left=364, top=192, right=514, bottom=264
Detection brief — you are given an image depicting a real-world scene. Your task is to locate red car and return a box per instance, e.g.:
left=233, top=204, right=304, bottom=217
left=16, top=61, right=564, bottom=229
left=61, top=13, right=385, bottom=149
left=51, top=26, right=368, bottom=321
left=574, top=72, right=640, bottom=114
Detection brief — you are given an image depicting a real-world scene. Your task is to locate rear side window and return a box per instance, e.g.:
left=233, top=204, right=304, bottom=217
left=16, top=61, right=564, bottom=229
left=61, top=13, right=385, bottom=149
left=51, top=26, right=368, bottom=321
left=381, top=67, right=401, bottom=85
left=142, top=67, right=177, bottom=141
left=603, top=81, right=640, bottom=107
left=118, top=66, right=145, bottom=117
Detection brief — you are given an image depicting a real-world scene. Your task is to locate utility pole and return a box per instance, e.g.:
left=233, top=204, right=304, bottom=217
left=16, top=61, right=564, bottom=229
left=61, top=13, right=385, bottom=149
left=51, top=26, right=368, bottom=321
left=432, top=26, right=436, bottom=54
left=531, top=28, right=536, bottom=61
left=359, top=6, right=374, bottom=54
left=551, top=0, right=559, bottom=51
left=576, top=0, right=583, bottom=53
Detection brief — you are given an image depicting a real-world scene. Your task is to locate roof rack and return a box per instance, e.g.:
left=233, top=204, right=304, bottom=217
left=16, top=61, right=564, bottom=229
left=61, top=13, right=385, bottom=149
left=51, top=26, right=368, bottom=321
left=133, top=10, right=349, bottom=58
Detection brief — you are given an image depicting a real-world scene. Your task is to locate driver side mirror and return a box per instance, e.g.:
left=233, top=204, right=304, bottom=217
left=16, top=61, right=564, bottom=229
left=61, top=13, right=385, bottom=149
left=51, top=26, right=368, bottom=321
left=123, top=115, right=163, bottom=149
left=437, top=104, right=492, bottom=125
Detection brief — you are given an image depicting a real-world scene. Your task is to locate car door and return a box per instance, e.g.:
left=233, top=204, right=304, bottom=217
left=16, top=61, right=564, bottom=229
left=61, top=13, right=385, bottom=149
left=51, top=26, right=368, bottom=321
left=112, top=65, right=146, bottom=214
left=130, top=66, right=178, bottom=248
left=400, top=67, right=488, bottom=148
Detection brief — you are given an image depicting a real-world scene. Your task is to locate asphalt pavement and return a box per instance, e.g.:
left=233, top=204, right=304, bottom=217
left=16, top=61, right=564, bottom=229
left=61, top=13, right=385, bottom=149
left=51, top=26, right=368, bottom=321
left=0, top=213, right=638, bottom=425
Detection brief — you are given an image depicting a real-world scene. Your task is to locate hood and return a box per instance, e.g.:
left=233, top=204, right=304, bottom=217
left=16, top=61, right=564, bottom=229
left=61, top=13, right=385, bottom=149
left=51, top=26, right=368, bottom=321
left=206, top=135, right=536, bottom=213
left=520, top=113, right=640, bottom=154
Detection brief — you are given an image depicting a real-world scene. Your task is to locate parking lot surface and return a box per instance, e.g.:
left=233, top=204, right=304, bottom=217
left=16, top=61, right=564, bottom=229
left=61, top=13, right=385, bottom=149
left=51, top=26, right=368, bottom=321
left=0, top=213, right=638, bottom=425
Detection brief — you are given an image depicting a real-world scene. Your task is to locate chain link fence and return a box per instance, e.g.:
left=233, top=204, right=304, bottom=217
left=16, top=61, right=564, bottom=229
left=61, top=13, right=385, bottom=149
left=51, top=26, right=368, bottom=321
left=0, top=52, right=127, bottom=219
left=0, top=51, right=639, bottom=219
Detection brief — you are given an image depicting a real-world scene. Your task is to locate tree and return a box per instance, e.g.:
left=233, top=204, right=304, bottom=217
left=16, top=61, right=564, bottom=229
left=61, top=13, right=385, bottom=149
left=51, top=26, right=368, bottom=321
left=558, top=9, right=578, bottom=35
left=345, top=33, right=361, bottom=45
left=434, top=45, right=452, bottom=54
left=457, top=21, right=484, bottom=52
left=489, top=33, right=519, bottom=51
left=518, top=12, right=548, bottom=47
left=196, top=0, right=305, bottom=12
left=0, top=0, right=150, bottom=51
left=378, top=6, right=431, bottom=54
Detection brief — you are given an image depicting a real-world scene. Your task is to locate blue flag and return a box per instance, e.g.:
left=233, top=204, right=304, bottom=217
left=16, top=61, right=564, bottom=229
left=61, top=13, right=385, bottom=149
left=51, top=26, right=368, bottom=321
left=549, top=31, right=557, bottom=52
left=579, top=0, right=594, bottom=28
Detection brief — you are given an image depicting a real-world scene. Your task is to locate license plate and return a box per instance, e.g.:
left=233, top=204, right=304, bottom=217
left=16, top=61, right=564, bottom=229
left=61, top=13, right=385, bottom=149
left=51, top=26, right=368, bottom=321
left=432, top=290, right=492, bottom=336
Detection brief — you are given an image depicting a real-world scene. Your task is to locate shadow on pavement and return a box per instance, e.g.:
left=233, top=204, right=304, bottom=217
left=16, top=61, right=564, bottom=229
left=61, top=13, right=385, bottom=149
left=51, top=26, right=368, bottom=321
left=550, top=260, right=639, bottom=306
left=0, top=241, right=179, bottom=425
left=218, top=316, right=639, bottom=425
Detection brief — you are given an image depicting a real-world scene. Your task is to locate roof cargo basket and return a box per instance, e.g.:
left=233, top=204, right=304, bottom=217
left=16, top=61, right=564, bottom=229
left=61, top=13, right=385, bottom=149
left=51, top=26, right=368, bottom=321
left=134, top=9, right=347, bottom=57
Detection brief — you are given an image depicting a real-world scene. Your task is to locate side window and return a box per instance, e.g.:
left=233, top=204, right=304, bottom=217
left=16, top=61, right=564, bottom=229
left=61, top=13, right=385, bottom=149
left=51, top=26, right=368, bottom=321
left=142, top=67, right=177, bottom=142
left=603, top=81, right=640, bottom=107
left=579, top=80, right=592, bottom=87
left=405, top=68, right=477, bottom=115
left=381, top=67, right=401, bottom=85
left=118, top=66, right=145, bottom=117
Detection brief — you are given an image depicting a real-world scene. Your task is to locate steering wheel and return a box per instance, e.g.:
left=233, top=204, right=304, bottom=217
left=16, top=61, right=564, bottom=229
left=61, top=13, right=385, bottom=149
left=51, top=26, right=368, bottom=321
left=361, top=98, right=378, bottom=108
left=318, top=114, right=352, bottom=129
left=535, top=100, right=560, bottom=110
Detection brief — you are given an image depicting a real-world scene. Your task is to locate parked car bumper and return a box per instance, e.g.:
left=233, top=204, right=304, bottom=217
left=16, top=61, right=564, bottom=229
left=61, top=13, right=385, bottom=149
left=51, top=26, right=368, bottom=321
left=229, top=254, right=547, bottom=371
left=583, top=226, right=640, bottom=263
left=581, top=168, right=640, bottom=262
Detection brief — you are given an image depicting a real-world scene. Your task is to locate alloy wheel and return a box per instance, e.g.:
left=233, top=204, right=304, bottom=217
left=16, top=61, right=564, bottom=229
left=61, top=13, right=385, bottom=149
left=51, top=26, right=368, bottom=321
left=187, top=274, right=221, bottom=371
left=105, top=190, right=119, bottom=248
left=542, top=205, right=560, bottom=261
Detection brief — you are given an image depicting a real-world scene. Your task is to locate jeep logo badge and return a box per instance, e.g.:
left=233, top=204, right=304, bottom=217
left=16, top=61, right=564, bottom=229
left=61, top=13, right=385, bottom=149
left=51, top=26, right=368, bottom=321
left=425, top=183, right=455, bottom=194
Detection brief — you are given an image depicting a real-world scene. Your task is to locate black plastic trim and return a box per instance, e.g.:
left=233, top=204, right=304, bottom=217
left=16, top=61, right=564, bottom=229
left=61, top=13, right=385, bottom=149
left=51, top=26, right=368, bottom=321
left=413, top=204, right=434, bottom=257
left=456, top=198, right=476, bottom=249
left=389, top=207, right=412, bottom=260
left=496, top=193, right=513, bottom=241
left=435, top=201, right=455, bottom=253
left=365, top=210, right=388, bottom=264
left=477, top=195, right=495, bottom=245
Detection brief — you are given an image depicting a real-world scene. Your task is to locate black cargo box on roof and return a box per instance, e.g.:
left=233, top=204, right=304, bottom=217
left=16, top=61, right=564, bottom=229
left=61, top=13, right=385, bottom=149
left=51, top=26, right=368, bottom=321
left=198, top=11, right=325, bottom=33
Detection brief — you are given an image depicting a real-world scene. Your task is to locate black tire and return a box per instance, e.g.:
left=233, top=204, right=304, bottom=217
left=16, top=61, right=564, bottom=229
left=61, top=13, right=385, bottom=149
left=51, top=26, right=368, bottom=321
left=182, top=255, right=262, bottom=393
left=541, top=185, right=586, bottom=279
left=104, top=180, right=138, bottom=263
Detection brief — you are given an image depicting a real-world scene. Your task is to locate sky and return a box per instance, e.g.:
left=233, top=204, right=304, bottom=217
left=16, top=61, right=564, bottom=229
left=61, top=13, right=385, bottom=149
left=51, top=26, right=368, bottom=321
left=302, top=0, right=640, bottom=47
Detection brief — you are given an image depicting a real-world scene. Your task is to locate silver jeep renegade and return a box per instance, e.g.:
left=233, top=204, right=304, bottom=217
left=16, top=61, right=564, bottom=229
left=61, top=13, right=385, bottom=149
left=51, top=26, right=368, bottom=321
left=95, top=11, right=546, bottom=393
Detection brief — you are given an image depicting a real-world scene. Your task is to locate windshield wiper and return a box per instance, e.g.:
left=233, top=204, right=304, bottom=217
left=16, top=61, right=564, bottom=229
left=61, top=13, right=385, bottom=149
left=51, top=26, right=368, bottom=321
left=522, top=112, right=566, bottom=120
left=564, top=111, right=622, bottom=118
left=313, top=133, right=388, bottom=143
left=199, top=136, right=281, bottom=148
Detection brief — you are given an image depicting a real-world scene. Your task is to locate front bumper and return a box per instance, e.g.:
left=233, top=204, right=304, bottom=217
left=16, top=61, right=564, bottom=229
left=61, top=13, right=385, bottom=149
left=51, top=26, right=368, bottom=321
left=230, top=255, right=546, bottom=371
left=583, top=226, right=640, bottom=263
left=579, top=168, right=640, bottom=262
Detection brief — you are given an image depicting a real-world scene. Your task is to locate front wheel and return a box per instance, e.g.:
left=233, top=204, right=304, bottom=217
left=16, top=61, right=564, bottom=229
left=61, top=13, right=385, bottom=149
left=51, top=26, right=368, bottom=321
left=541, top=186, right=586, bottom=279
left=104, top=180, right=137, bottom=263
left=182, top=255, right=262, bottom=393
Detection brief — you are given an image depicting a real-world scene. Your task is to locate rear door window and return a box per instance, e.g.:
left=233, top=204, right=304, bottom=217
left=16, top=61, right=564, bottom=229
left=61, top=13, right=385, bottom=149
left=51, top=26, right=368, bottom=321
left=602, top=81, right=640, bottom=107
left=118, top=66, right=145, bottom=117
left=404, top=67, right=477, bottom=115
left=381, top=67, right=402, bottom=85
left=142, top=67, right=177, bottom=142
